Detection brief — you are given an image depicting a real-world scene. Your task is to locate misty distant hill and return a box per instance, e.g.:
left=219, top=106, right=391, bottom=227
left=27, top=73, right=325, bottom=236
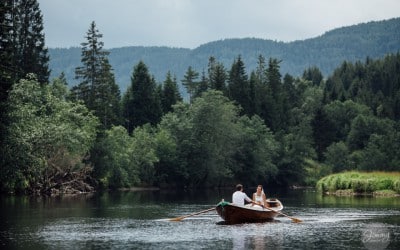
left=48, top=17, right=400, bottom=92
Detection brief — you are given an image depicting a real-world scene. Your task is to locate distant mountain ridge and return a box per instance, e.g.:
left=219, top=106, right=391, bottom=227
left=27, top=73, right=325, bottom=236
left=48, top=17, right=400, bottom=92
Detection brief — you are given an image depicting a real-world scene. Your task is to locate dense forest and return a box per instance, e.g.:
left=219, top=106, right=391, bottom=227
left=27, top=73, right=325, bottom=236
left=47, top=17, right=400, bottom=92
left=1, top=1, right=399, bottom=195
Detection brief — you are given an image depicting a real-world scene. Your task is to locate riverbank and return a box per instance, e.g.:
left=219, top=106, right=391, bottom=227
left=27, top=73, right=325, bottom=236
left=316, top=171, right=400, bottom=197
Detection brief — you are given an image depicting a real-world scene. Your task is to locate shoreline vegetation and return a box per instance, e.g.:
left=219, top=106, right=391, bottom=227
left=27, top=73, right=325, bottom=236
left=316, top=171, right=400, bottom=197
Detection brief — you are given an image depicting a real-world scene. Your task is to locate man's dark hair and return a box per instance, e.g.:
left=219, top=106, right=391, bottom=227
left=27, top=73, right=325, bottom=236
left=236, top=184, right=243, bottom=191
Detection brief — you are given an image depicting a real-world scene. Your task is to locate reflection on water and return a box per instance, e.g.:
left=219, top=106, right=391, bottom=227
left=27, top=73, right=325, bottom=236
left=1, top=189, right=400, bottom=249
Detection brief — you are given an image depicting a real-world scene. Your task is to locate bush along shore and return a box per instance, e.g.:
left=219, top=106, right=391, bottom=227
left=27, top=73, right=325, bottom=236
left=316, top=171, right=400, bottom=197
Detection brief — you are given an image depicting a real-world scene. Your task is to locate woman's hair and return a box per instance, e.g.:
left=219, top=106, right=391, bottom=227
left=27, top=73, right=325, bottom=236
left=257, top=185, right=263, bottom=190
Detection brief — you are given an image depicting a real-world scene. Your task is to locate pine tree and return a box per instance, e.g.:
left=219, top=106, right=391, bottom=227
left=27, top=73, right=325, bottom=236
left=17, top=0, right=49, bottom=84
left=194, top=70, right=208, bottom=99
left=181, top=66, right=199, bottom=103
left=73, top=21, right=121, bottom=130
left=0, top=0, right=15, bottom=106
left=74, top=21, right=108, bottom=107
left=161, top=71, right=182, bottom=114
left=123, top=61, right=162, bottom=133
left=211, top=63, right=227, bottom=93
left=265, top=58, right=283, bottom=131
left=207, top=56, right=229, bottom=94
left=303, top=66, right=323, bottom=86
left=0, top=0, right=49, bottom=113
left=95, top=58, right=121, bottom=129
left=228, top=55, right=250, bottom=114
left=249, top=55, right=268, bottom=117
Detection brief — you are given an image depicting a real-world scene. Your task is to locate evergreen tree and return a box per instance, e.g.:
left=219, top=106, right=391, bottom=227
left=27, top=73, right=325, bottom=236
left=208, top=57, right=227, bottom=93
left=248, top=72, right=258, bottom=116
left=161, top=71, right=182, bottom=114
left=95, top=58, right=121, bottom=129
left=123, top=61, right=162, bottom=133
left=264, top=58, right=283, bottom=131
left=312, top=107, right=336, bottom=161
left=181, top=66, right=199, bottom=103
left=73, top=21, right=120, bottom=130
left=0, top=0, right=15, bottom=106
left=16, top=0, right=49, bottom=84
left=211, top=62, right=227, bottom=93
left=303, top=66, right=323, bottom=86
left=251, top=56, right=267, bottom=122
left=74, top=21, right=108, bottom=107
left=194, top=70, right=208, bottom=98
left=227, top=55, right=250, bottom=114
left=255, top=55, right=267, bottom=85
left=0, top=0, right=49, bottom=115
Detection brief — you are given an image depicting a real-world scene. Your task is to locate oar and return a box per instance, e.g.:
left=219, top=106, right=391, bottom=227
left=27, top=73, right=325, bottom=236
left=169, top=207, right=216, bottom=221
left=261, top=205, right=302, bottom=223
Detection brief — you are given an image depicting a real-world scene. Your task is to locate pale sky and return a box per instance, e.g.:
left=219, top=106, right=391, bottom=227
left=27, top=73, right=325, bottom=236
left=38, top=0, right=400, bottom=49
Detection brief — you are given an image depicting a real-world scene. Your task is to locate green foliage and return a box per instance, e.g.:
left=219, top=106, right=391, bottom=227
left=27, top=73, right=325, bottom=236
left=234, top=115, right=278, bottom=185
left=347, top=115, right=395, bottom=151
left=323, top=100, right=372, bottom=142
left=1, top=0, right=50, bottom=160
left=91, top=126, right=136, bottom=188
left=131, top=125, right=159, bottom=186
left=208, top=58, right=227, bottom=93
left=158, top=90, right=279, bottom=188
left=303, top=66, right=323, bottom=86
left=153, top=128, right=179, bottom=186
left=92, top=124, right=161, bottom=189
left=181, top=66, right=200, bottom=103
left=316, top=171, right=400, bottom=194
left=394, top=180, right=400, bottom=193
left=324, top=53, right=400, bottom=121
left=304, top=159, right=332, bottom=187
left=0, top=0, right=49, bottom=87
left=122, top=61, right=162, bottom=133
left=1, top=75, right=99, bottom=193
left=227, top=56, right=251, bottom=115
left=72, top=21, right=121, bottom=130
left=324, top=142, right=350, bottom=173
left=160, top=71, right=182, bottom=114
left=4, top=9, right=400, bottom=191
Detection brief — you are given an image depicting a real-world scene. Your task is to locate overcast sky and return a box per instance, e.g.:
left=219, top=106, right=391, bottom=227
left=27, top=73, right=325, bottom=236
left=38, top=0, right=400, bottom=49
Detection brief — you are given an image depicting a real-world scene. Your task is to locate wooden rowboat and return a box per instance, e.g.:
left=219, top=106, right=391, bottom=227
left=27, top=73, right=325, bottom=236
left=216, top=198, right=284, bottom=224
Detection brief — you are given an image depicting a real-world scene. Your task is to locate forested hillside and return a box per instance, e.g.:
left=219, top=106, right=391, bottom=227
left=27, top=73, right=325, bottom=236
left=48, top=18, right=400, bottom=92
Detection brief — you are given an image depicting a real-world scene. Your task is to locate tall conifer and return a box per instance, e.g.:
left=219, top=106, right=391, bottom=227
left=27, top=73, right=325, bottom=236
left=123, top=61, right=162, bottom=133
left=228, top=56, right=250, bottom=114
left=161, top=71, right=182, bottom=113
left=0, top=0, right=49, bottom=111
left=73, top=21, right=121, bottom=129
left=181, top=66, right=199, bottom=103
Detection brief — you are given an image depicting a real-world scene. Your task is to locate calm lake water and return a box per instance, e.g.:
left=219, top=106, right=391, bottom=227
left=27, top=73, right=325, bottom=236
left=1, top=188, right=400, bottom=250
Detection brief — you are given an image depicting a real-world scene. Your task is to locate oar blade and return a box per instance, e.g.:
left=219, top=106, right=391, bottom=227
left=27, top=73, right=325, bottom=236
left=169, top=217, right=184, bottom=222
left=291, top=217, right=302, bottom=223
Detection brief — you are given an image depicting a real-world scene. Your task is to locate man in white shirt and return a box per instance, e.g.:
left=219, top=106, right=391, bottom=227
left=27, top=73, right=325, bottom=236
left=232, top=184, right=253, bottom=206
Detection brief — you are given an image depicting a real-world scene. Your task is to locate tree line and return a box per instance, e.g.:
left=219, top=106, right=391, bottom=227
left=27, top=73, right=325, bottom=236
left=1, top=1, right=399, bottom=194
left=46, top=18, right=400, bottom=92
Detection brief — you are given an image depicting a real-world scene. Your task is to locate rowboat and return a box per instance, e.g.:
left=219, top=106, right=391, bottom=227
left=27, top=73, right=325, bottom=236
left=216, top=198, right=284, bottom=224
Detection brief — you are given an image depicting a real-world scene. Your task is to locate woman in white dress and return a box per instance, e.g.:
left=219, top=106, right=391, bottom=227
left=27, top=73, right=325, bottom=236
left=252, top=185, right=267, bottom=207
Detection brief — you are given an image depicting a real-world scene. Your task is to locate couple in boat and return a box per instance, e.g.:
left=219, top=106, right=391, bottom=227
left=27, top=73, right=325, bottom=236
left=232, top=184, right=268, bottom=208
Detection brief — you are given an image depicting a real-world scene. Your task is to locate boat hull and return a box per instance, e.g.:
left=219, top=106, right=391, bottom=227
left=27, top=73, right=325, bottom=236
left=216, top=199, right=283, bottom=224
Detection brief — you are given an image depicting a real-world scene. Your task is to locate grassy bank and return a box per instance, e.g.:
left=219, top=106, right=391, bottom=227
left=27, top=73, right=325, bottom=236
left=316, top=171, right=400, bottom=196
